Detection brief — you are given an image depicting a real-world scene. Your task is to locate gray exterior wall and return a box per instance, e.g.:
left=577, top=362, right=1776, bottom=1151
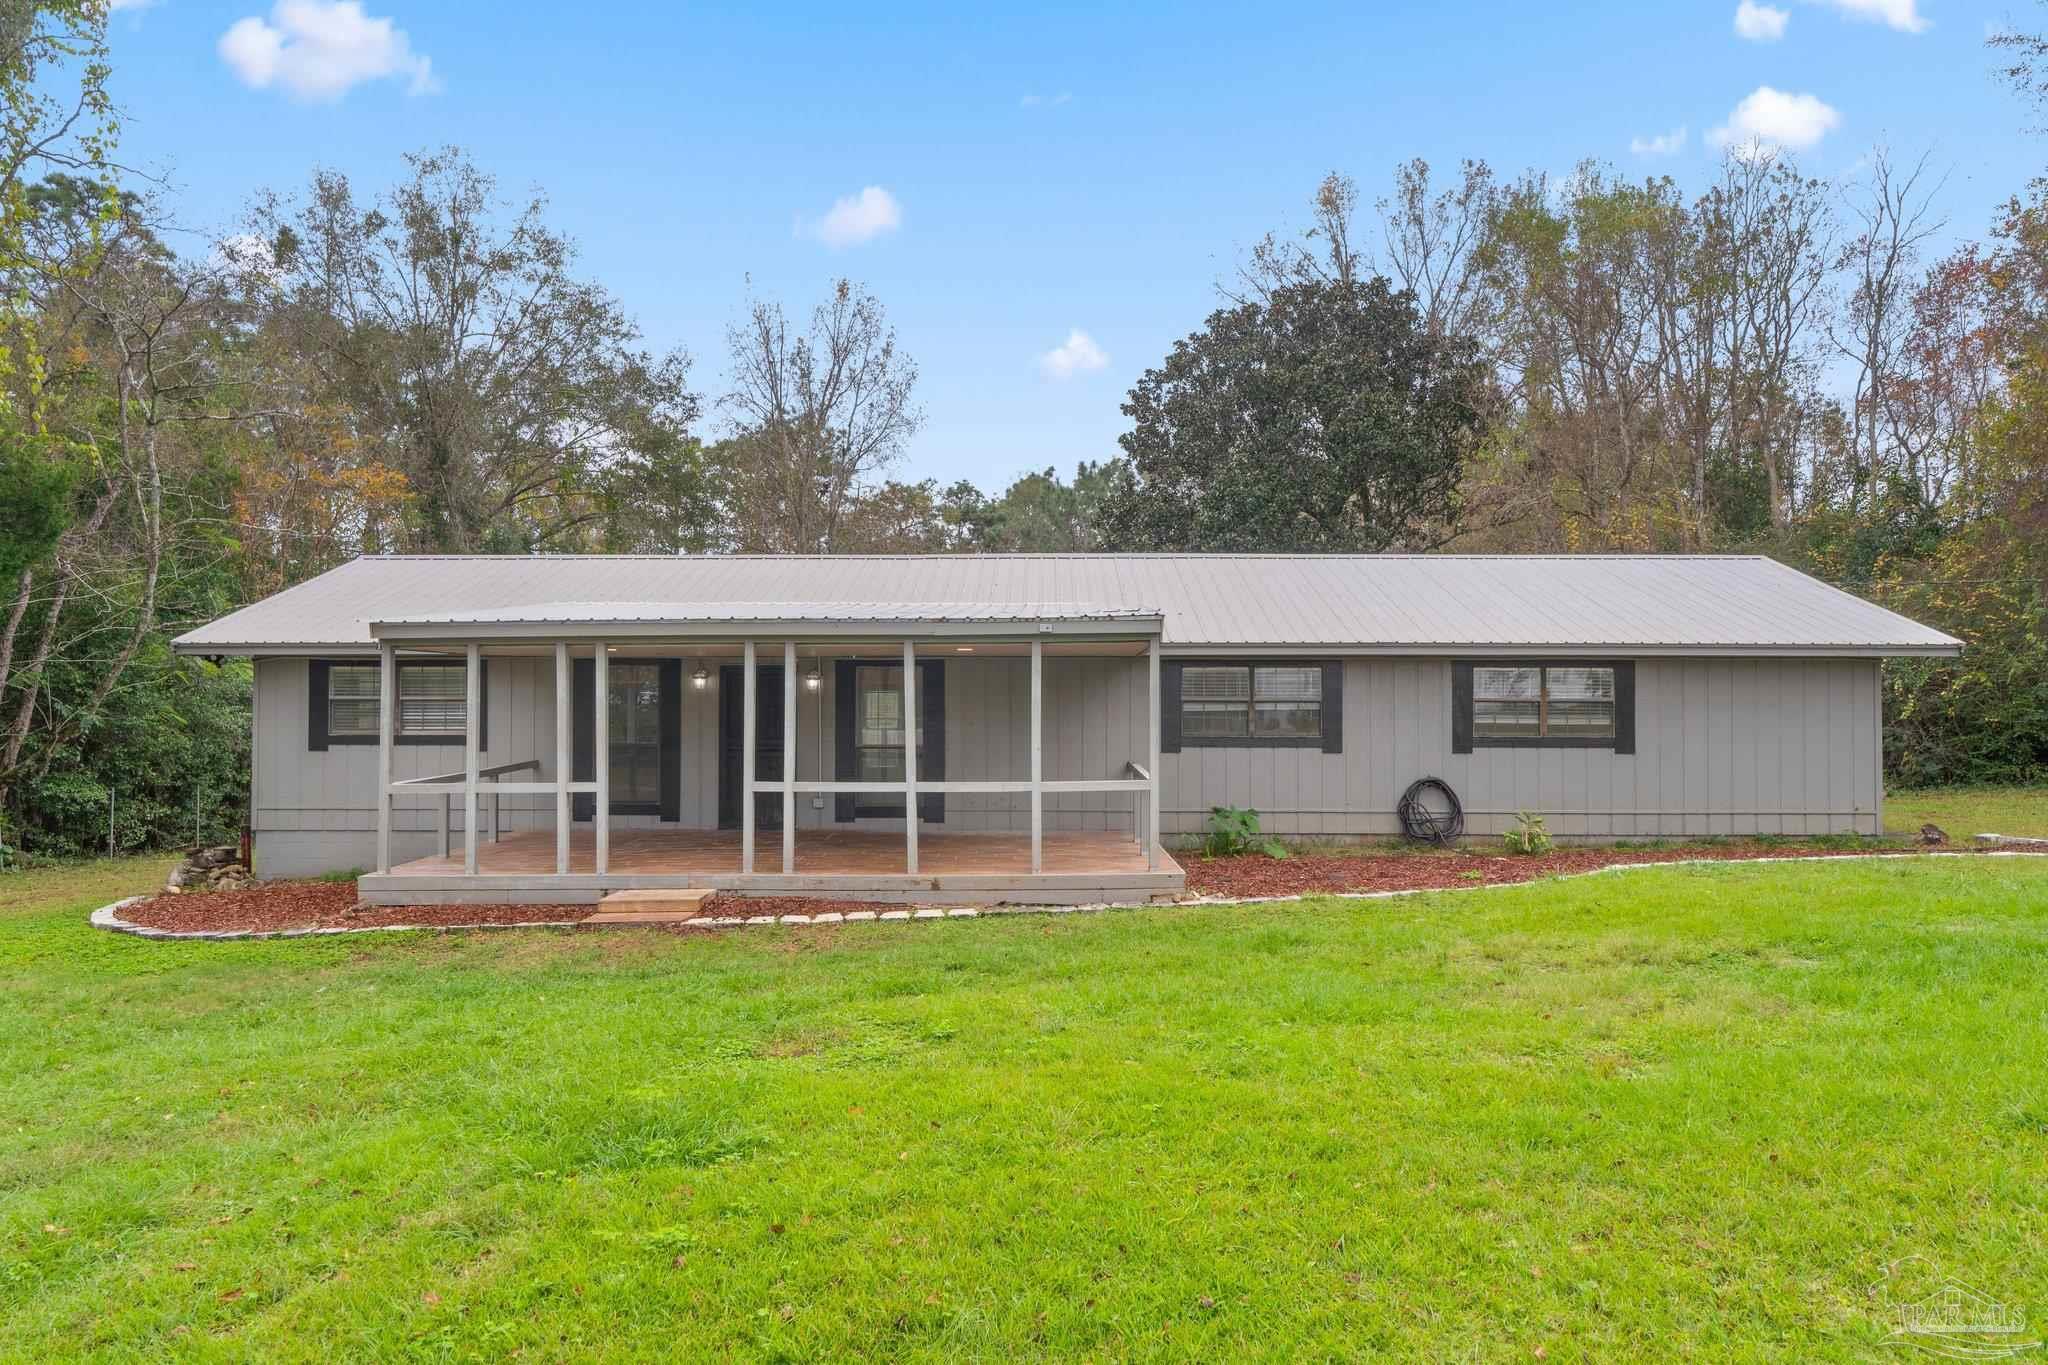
left=1160, top=656, right=1882, bottom=841
left=250, top=651, right=1882, bottom=877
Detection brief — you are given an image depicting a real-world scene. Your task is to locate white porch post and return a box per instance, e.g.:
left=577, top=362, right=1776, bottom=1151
left=782, top=641, right=796, bottom=875
left=594, top=643, right=609, bottom=877
left=1030, top=638, right=1043, bottom=875
left=1147, top=635, right=1161, bottom=870
left=741, top=640, right=756, bottom=875
left=902, top=639, right=918, bottom=875
left=463, top=642, right=481, bottom=876
left=554, top=642, right=570, bottom=874
left=376, top=641, right=395, bottom=873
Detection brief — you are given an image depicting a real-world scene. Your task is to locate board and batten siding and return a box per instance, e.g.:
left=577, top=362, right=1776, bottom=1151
left=250, top=651, right=1882, bottom=876
left=1157, top=655, right=1883, bottom=840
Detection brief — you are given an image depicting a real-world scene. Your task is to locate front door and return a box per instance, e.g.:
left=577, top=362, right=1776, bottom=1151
left=572, top=657, right=681, bottom=821
left=718, top=665, right=784, bottom=830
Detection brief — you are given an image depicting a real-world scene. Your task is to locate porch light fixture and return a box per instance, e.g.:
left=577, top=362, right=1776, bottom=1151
left=691, top=666, right=709, bottom=689
left=955, top=646, right=974, bottom=653
left=804, top=667, right=821, bottom=692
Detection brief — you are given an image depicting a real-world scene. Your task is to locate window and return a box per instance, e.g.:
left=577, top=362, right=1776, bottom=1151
left=325, top=663, right=380, bottom=738
left=1182, top=664, right=1322, bottom=741
left=397, top=662, right=467, bottom=738
left=1455, top=661, right=1632, bottom=752
left=1163, top=661, right=1341, bottom=752
left=308, top=658, right=487, bottom=749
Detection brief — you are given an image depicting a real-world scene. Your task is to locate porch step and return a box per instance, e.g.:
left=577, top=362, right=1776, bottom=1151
left=582, top=888, right=718, bottom=924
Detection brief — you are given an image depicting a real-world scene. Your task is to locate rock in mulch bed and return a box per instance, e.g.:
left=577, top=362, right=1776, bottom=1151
left=165, top=843, right=254, bottom=894
left=118, top=880, right=580, bottom=935
left=1177, top=841, right=1970, bottom=901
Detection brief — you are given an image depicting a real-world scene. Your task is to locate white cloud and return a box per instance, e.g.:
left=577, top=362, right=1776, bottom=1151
left=1734, top=1, right=1789, bottom=40
left=1630, top=125, right=1688, bottom=156
left=1709, top=86, right=1842, bottom=154
left=802, top=186, right=902, bottom=248
left=1039, top=329, right=1109, bottom=380
left=1020, top=91, right=1072, bottom=107
left=218, top=1, right=438, bottom=102
left=1806, top=0, right=1927, bottom=33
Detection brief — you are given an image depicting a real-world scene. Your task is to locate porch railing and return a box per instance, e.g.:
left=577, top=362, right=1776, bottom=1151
left=390, top=759, right=541, bottom=857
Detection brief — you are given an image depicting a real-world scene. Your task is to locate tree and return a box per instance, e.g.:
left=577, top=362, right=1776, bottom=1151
left=240, top=147, right=697, bottom=554
left=593, top=432, right=721, bottom=555
left=0, top=181, right=254, bottom=825
left=721, top=279, right=922, bottom=553
left=1833, top=150, right=1946, bottom=519
left=1099, top=276, right=1488, bottom=551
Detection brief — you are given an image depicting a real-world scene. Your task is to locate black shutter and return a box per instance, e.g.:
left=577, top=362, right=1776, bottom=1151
left=1321, top=660, right=1344, bottom=754
left=918, top=659, right=945, bottom=825
left=308, top=659, right=331, bottom=751
left=1613, top=661, right=1636, bottom=755
left=658, top=659, right=682, bottom=821
left=1451, top=662, right=1474, bottom=755
left=478, top=658, right=490, bottom=753
left=1159, top=660, right=1183, bottom=754
left=833, top=660, right=857, bottom=822
left=572, top=658, right=594, bottom=822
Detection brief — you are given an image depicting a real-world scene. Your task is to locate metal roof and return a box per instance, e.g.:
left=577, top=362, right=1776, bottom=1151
left=172, top=554, right=1962, bottom=656
left=373, top=601, right=1161, bottom=626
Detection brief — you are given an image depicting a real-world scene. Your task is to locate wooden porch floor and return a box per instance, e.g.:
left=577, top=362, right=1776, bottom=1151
left=386, top=827, right=1169, bottom=879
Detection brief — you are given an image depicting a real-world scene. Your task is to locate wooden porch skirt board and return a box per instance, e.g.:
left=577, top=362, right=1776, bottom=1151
left=355, top=828, right=1183, bottom=907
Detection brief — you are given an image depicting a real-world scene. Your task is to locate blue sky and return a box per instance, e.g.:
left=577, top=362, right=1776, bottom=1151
left=108, top=0, right=2037, bottom=493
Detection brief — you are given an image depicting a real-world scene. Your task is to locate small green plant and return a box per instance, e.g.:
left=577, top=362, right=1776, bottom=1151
left=1204, top=806, right=1289, bottom=859
left=1503, top=811, right=1553, bottom=856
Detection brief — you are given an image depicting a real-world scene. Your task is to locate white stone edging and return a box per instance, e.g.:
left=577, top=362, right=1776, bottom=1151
left=87, top=849, right=2048, bottom=941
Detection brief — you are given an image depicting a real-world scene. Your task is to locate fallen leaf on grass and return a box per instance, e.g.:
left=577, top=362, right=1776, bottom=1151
left=216, top=1289, right=243, bottom=1304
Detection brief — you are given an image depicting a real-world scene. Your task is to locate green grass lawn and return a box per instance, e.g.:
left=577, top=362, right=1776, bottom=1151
left=4, top=853, right=2048, bottom=1360
left=1887, top=785, right=2048, bottom=839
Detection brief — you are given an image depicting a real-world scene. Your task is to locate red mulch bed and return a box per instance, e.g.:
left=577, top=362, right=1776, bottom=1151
left=118, top=881, right=583, bottom=935
left=1178, top=841, right=1957, bottom=900
left=111, top=842, right=1998, bottom=936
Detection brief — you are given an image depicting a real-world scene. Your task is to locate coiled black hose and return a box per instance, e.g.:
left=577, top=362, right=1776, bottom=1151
left=1398, top=777, right=1464, bottom=846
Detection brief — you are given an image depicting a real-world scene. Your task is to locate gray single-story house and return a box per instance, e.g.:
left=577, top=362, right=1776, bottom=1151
left=172, top=553, right=1960, bottom=905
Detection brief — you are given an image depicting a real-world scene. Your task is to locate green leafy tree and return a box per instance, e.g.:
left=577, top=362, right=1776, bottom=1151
left=241, top=147, right=697, bottom=553
left=1099, top=277, right=1488, bottom=551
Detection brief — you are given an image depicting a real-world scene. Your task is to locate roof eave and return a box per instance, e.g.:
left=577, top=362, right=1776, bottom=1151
left=367, top=616, right=1165, bottom=643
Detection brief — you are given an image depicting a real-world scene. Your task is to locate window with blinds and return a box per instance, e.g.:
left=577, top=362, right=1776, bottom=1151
left=310, top=658, right=487, bottom=749
left=1471, top=664, right=1617, bottom=741
left=397, top=662, right=468, bottom=737
left=325, top=663, right=380, bottom=737
left=1178, top=664, right=1323, bottom=742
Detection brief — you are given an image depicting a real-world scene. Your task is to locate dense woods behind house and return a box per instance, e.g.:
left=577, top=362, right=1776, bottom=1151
left=1, top=1, right=2044, bottom=856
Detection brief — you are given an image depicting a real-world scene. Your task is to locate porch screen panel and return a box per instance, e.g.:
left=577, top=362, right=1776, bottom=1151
left=608, top=662, right=663, bottom=808
left=856, top=665, right=912, bottom=785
